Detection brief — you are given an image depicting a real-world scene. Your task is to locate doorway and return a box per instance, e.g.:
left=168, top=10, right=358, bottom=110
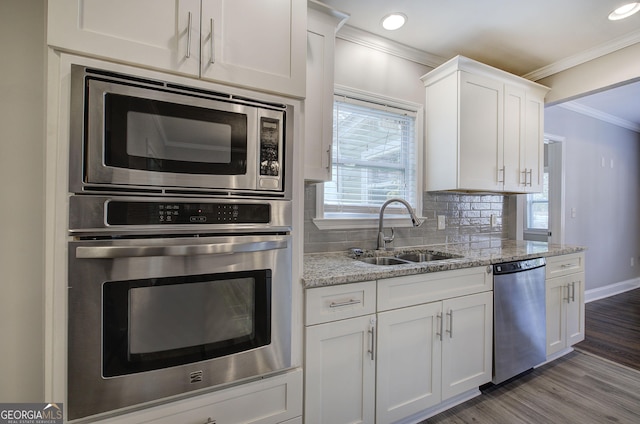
left=523, top=135, right=565, bottom=244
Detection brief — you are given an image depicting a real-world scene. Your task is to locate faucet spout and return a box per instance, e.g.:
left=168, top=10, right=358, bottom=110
left=377, top=198, right=423, bottom=250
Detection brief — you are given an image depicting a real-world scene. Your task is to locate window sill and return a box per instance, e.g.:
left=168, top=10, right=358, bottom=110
left=313, top=216, right=426, bottom=231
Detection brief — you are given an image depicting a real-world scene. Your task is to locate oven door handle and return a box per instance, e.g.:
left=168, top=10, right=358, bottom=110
left=75, top=239, right=288, bottom=259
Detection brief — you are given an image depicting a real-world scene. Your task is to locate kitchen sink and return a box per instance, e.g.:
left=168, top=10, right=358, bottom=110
left=357, top=251, right=462, bottom=265
left=395, top=252, right=454, bottom=262
left=358, top=257, right=411, bottom=265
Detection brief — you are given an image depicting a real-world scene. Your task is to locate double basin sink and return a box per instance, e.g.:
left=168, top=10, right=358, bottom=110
left=358, top=251, right=462, bottom=266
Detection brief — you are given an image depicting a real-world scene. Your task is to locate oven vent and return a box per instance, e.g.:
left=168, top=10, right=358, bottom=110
left=189, top=370, right=204, bottom=384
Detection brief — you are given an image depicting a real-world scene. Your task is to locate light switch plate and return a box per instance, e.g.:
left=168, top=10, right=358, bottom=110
left=437, top=215, right=445, bottom=230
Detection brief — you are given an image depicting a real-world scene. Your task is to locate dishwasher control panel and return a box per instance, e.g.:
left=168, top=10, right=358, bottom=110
left=494, top=257, right=546, bottom=274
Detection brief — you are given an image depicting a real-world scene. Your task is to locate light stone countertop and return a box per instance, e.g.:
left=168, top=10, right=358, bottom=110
left=302, top=239, right=586, bottom=288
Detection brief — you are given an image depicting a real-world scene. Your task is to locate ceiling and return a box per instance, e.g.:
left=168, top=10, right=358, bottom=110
left=320, top=0, right=640, bottom=131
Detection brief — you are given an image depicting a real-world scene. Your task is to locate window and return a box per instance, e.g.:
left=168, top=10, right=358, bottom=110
left=526, top=171, right=549, bottom=230
left=315, top=90, right=421, bottom=229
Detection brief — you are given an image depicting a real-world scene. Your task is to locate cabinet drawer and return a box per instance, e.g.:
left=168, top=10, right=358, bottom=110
left=378, top=267, right=492, bottom=311
left=100, top=370, right=303, bottom=424
left=546, top=252, right=584, bottom=279
left=305, top=281, right=377, bottom=325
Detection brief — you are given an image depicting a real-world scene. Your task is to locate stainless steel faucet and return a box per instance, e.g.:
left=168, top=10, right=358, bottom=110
left=377, top=198, right=424, bottom=250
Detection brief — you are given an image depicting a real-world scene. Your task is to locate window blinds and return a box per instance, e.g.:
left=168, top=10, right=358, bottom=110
left=324, top=96, right=417, bottom=216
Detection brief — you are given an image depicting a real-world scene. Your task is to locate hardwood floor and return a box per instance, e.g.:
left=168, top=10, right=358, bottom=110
left=573, top=288, right=640, bottom=371
left=425, top=351, right=640, bottom=423
left=423, top=288, right=640, bottom=423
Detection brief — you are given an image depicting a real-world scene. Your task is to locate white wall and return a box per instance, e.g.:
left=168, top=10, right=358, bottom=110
left=545, top=106, right=640, bottom=291
left=334, top=37, right=430, bottom=105
left=538, top=42, right=640, bottom=104
left=0, top=0, right=46, bottom=401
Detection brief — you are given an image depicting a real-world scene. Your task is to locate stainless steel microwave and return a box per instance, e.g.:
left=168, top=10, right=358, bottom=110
left=69, top=65, right=293, bottom=198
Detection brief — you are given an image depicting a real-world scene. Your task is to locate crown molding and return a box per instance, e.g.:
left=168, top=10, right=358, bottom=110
left=336, top=23, right=640, bottom=83
left=558, top=101, right=640, bottom=133
left=336, top=24, right=447, bottom=69
left=523, top=29, right=640, bottom=81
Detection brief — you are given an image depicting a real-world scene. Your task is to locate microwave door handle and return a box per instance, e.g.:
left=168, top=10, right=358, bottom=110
left=75, top=239, right=288, bottom=259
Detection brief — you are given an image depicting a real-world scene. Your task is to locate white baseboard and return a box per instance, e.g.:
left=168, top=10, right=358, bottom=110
left=585, top=277, right=640, bottom=303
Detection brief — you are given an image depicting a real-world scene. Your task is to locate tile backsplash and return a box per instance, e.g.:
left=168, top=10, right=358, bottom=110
left=304, top=184, right=510, bottom=253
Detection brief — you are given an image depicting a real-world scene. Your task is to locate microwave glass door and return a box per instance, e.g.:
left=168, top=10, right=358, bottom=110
left=105, top=93, right=248, bottom=175
left=103, top=270, right=271, bottom=377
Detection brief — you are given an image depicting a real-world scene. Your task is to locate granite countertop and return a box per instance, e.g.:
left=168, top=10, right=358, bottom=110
left=302, top=240, right=586, bottom=288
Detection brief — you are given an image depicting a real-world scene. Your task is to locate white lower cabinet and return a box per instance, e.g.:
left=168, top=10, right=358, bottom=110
left=546, top=253, right=585, bottom=357
left=304, top=268, right=493, bottom=424
left=376, top=302, right=442, bottom=423
left=545, top=253, right=586, bottom=357
left=304, top=280, right=377, bottom=424
left=305, top=314, right=376, bottom=424
left=440, top=292, right=493, bottom=400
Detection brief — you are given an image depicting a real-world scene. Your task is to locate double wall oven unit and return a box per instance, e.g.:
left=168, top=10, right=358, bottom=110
left=66, top=66, right=295, bottom=421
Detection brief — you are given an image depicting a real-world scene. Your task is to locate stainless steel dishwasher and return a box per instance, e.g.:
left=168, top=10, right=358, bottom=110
left=492, top=257, right=546, bottom=384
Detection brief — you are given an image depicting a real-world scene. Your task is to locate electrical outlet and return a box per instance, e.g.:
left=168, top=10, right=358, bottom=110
left=437, top=215, right=445, bottom=230
left=631, top=257, right=635, bottom=267
left=491, top=214, right=497, bottom=227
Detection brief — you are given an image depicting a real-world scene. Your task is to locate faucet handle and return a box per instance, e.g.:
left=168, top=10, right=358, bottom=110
left=348, top=248, right=364, bottom=258
left=384, top=228, right=395, bottom=243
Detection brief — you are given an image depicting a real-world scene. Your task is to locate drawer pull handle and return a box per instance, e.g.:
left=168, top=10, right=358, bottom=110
left=560, top=263, right=574, bottom=268
left=329, top=299, right=361, bottom=308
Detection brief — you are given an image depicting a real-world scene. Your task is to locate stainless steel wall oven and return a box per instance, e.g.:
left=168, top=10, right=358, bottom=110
left=66, top=66, right=296, bottom=421
left=67, top=197, right=293, bottom=421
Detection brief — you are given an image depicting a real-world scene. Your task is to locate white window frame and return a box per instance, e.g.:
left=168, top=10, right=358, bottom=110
left=313, top=85, right=424, bottom=230
left=524, top=167, right=549, bottom=233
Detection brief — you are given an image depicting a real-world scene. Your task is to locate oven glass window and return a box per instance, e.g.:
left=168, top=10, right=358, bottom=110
left=104, top=94, right=248, bottom=175
left=103, top=270, right=271, bottom=377
left=129, top=277, right=254, bottom=354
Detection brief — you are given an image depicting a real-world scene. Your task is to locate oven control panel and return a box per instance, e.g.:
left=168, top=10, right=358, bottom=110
left=106, top=201, right=270, bottom=225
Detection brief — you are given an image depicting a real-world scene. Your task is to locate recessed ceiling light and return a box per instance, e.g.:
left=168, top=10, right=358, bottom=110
left=608, top=2, right=640, bottom=20
left=381, top=13, right=407, bottom=30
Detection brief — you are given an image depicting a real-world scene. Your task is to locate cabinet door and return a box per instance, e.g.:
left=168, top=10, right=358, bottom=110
left=503, top=85, right=525, bottom=192
left=545, top=276, right=566, bottom=356
left=458, top=72, right=504, bottom=191
left=305, top=315, right=376, bottom=424
left=565, top=273, right=585, bottom=346
left=200, top=0, right=306, bottom=97
left=48, top=0, right=200, bottom=76
left=304, top=4, right=346, bottom=182
left=441, top=291, right=493, bottom=400
left=376, top=303, right=442, bottom=424
left=522, top=92, right=545, bottom=192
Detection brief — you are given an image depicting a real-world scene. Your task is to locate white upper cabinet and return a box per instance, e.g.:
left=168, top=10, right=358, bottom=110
left=304, top=1, right=348, bottom=182
left=199, top=0, right=306, bottom=96
left=47, top=0, right=306, bottom=97
left=421, top=56, right=549, bottom=193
